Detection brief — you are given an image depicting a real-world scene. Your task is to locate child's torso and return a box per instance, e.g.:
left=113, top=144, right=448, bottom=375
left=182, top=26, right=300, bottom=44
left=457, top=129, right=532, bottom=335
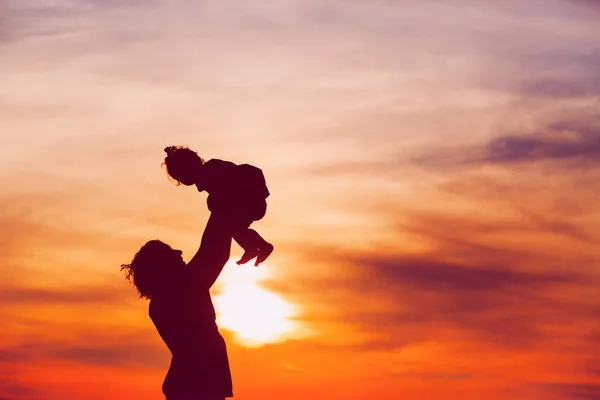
left=197, top=158, right=238, bottom=195
left=198, top=159, right=269, bottom=199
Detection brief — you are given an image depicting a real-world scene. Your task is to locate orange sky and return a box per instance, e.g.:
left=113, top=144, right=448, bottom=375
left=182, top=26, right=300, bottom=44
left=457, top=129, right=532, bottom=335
left=1, top=1, right=600, bottom=399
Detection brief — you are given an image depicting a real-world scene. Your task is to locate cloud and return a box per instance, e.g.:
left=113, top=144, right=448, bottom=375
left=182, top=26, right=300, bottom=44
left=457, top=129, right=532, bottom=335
left=482, top=129, right=600, bottom=164
left=305, top=160, right=399, bottom=176
left=415, top=111, right=600, bottom=168
left=353, top=256, right=579, bottom=293
left=514, top=208, right=597, bottom=243
left=403, top=208, right=598, bottom=251
left=268, top=192, right=600, bottom=356
left=272, top=245, right=597, bottom=352
left=393, top=371, right=474, bottom=381
left=1, top=0, right=90, bottom=45
left=0, top=333, right=166, bottom=368
left=50, top=342, right=166, bottom=368
left=0, top=285, right=124, bottom=306
left=350, top=256, right=593, bottom=348
left=519, top=77, right=600, bottom=99
left=537, top=382, right=600, bottom=400
left=0, top=375, right=40, bottom=400
left=490, top=48, right=600, bottom=99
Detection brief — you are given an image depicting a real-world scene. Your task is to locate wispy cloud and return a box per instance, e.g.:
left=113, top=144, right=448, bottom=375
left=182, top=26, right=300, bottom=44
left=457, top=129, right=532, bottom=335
left=0, top=336, right=165, bottom=368
left=536, top=382, right=600, bottom=400
left=0, top=285, right=124, bottom=305
left=0, top=375, right=40, bottom=400
left=482, top=125, right=600, bottom=165
left=415, top=111, right=600, bottom=168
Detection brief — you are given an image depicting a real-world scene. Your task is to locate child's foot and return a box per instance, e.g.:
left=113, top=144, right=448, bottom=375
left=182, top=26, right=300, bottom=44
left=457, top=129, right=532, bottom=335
left=254, top=243, right=274, bottom=266
left=236, top=249, right=259, bottom=265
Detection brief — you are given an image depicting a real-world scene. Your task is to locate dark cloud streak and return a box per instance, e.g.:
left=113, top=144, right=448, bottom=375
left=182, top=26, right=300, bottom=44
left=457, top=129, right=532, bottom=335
left=415, top=113, right=600, bottom=168
left=0, top=285, right=125, bottom=306
left=0, top=335, right=166, bottom=369
left=482, top=130, right=600, bottom=164
left=537, top=382, right=600, bottom=400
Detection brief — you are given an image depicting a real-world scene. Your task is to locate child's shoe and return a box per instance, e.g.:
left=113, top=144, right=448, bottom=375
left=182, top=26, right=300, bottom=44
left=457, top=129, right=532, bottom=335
left=236, top=249, right=259, bottom=265
left=254, top=243, right=274, bottom=266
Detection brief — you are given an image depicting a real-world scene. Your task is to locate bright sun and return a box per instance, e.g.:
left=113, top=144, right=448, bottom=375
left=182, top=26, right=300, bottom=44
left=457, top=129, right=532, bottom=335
left=212, top=259, right=297, bottom=347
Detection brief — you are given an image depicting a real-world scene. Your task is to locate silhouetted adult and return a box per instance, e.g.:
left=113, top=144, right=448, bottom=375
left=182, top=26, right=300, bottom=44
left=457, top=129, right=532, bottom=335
left=121, top=214, right=234, bottom=400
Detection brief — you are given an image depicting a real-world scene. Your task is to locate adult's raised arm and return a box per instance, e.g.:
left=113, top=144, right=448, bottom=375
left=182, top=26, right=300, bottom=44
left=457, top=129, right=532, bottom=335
left=187, top=213, right=233, bottom=289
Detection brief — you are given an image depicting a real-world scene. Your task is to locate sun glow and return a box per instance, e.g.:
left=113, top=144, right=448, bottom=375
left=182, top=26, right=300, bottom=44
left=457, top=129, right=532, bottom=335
left=212, top=260, right=297, bottom=347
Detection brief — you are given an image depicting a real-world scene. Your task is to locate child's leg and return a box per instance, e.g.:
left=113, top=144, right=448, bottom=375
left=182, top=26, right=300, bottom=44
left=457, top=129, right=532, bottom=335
left=233, top=228, right=258, bottom=265
left=235, top=228, right=268, bottom=249
left=242, top=229, right=273, bottom=266
left=246, top=199, right=273, bottom=266
left=234, top=228, right=273, bottom=265
left=228, top=198, right=272, bottom=265
left=254, top=240, right=274, bottom=266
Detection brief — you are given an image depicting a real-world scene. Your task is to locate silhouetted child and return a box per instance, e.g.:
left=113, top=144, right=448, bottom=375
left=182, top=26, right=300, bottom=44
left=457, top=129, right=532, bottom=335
left=163, top=146, right=274, bottom=266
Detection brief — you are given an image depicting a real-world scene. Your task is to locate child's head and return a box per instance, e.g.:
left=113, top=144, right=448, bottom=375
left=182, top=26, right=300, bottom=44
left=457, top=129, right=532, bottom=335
left=163, top=145, right=204, bottom=185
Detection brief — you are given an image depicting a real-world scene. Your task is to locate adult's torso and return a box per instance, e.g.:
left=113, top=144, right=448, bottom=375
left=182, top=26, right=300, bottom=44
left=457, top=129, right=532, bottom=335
left=149, top=275, right=232, bottom=397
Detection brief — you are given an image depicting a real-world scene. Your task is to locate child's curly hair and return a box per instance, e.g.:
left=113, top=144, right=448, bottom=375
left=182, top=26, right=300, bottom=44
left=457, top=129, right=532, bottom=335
left=162, top=145, right=205, bottom=185
left=120, top=240, right=171, bottom=300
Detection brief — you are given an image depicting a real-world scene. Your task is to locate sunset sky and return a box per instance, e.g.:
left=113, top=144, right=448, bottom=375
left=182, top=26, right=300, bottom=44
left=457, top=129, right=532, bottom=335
left=1, top=0, right=600, bottom=399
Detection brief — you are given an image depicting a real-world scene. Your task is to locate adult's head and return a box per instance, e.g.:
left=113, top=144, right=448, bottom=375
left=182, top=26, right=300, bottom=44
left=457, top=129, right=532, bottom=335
left=121, top=240, right=185, bottom=300
left=163, top=145, right=205, bottom=186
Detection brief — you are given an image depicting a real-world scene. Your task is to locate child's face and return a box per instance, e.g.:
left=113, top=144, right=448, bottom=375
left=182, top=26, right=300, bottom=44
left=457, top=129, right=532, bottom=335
left=177, top=174, right=195, bottom=186
left=171, top=169, right=196, bottom=186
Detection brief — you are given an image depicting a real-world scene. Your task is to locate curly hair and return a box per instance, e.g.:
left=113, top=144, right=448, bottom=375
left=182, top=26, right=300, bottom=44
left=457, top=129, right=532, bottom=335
left=162, top=145, right=205, bottom=185
left=121, top=240, right=173, bottom=300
